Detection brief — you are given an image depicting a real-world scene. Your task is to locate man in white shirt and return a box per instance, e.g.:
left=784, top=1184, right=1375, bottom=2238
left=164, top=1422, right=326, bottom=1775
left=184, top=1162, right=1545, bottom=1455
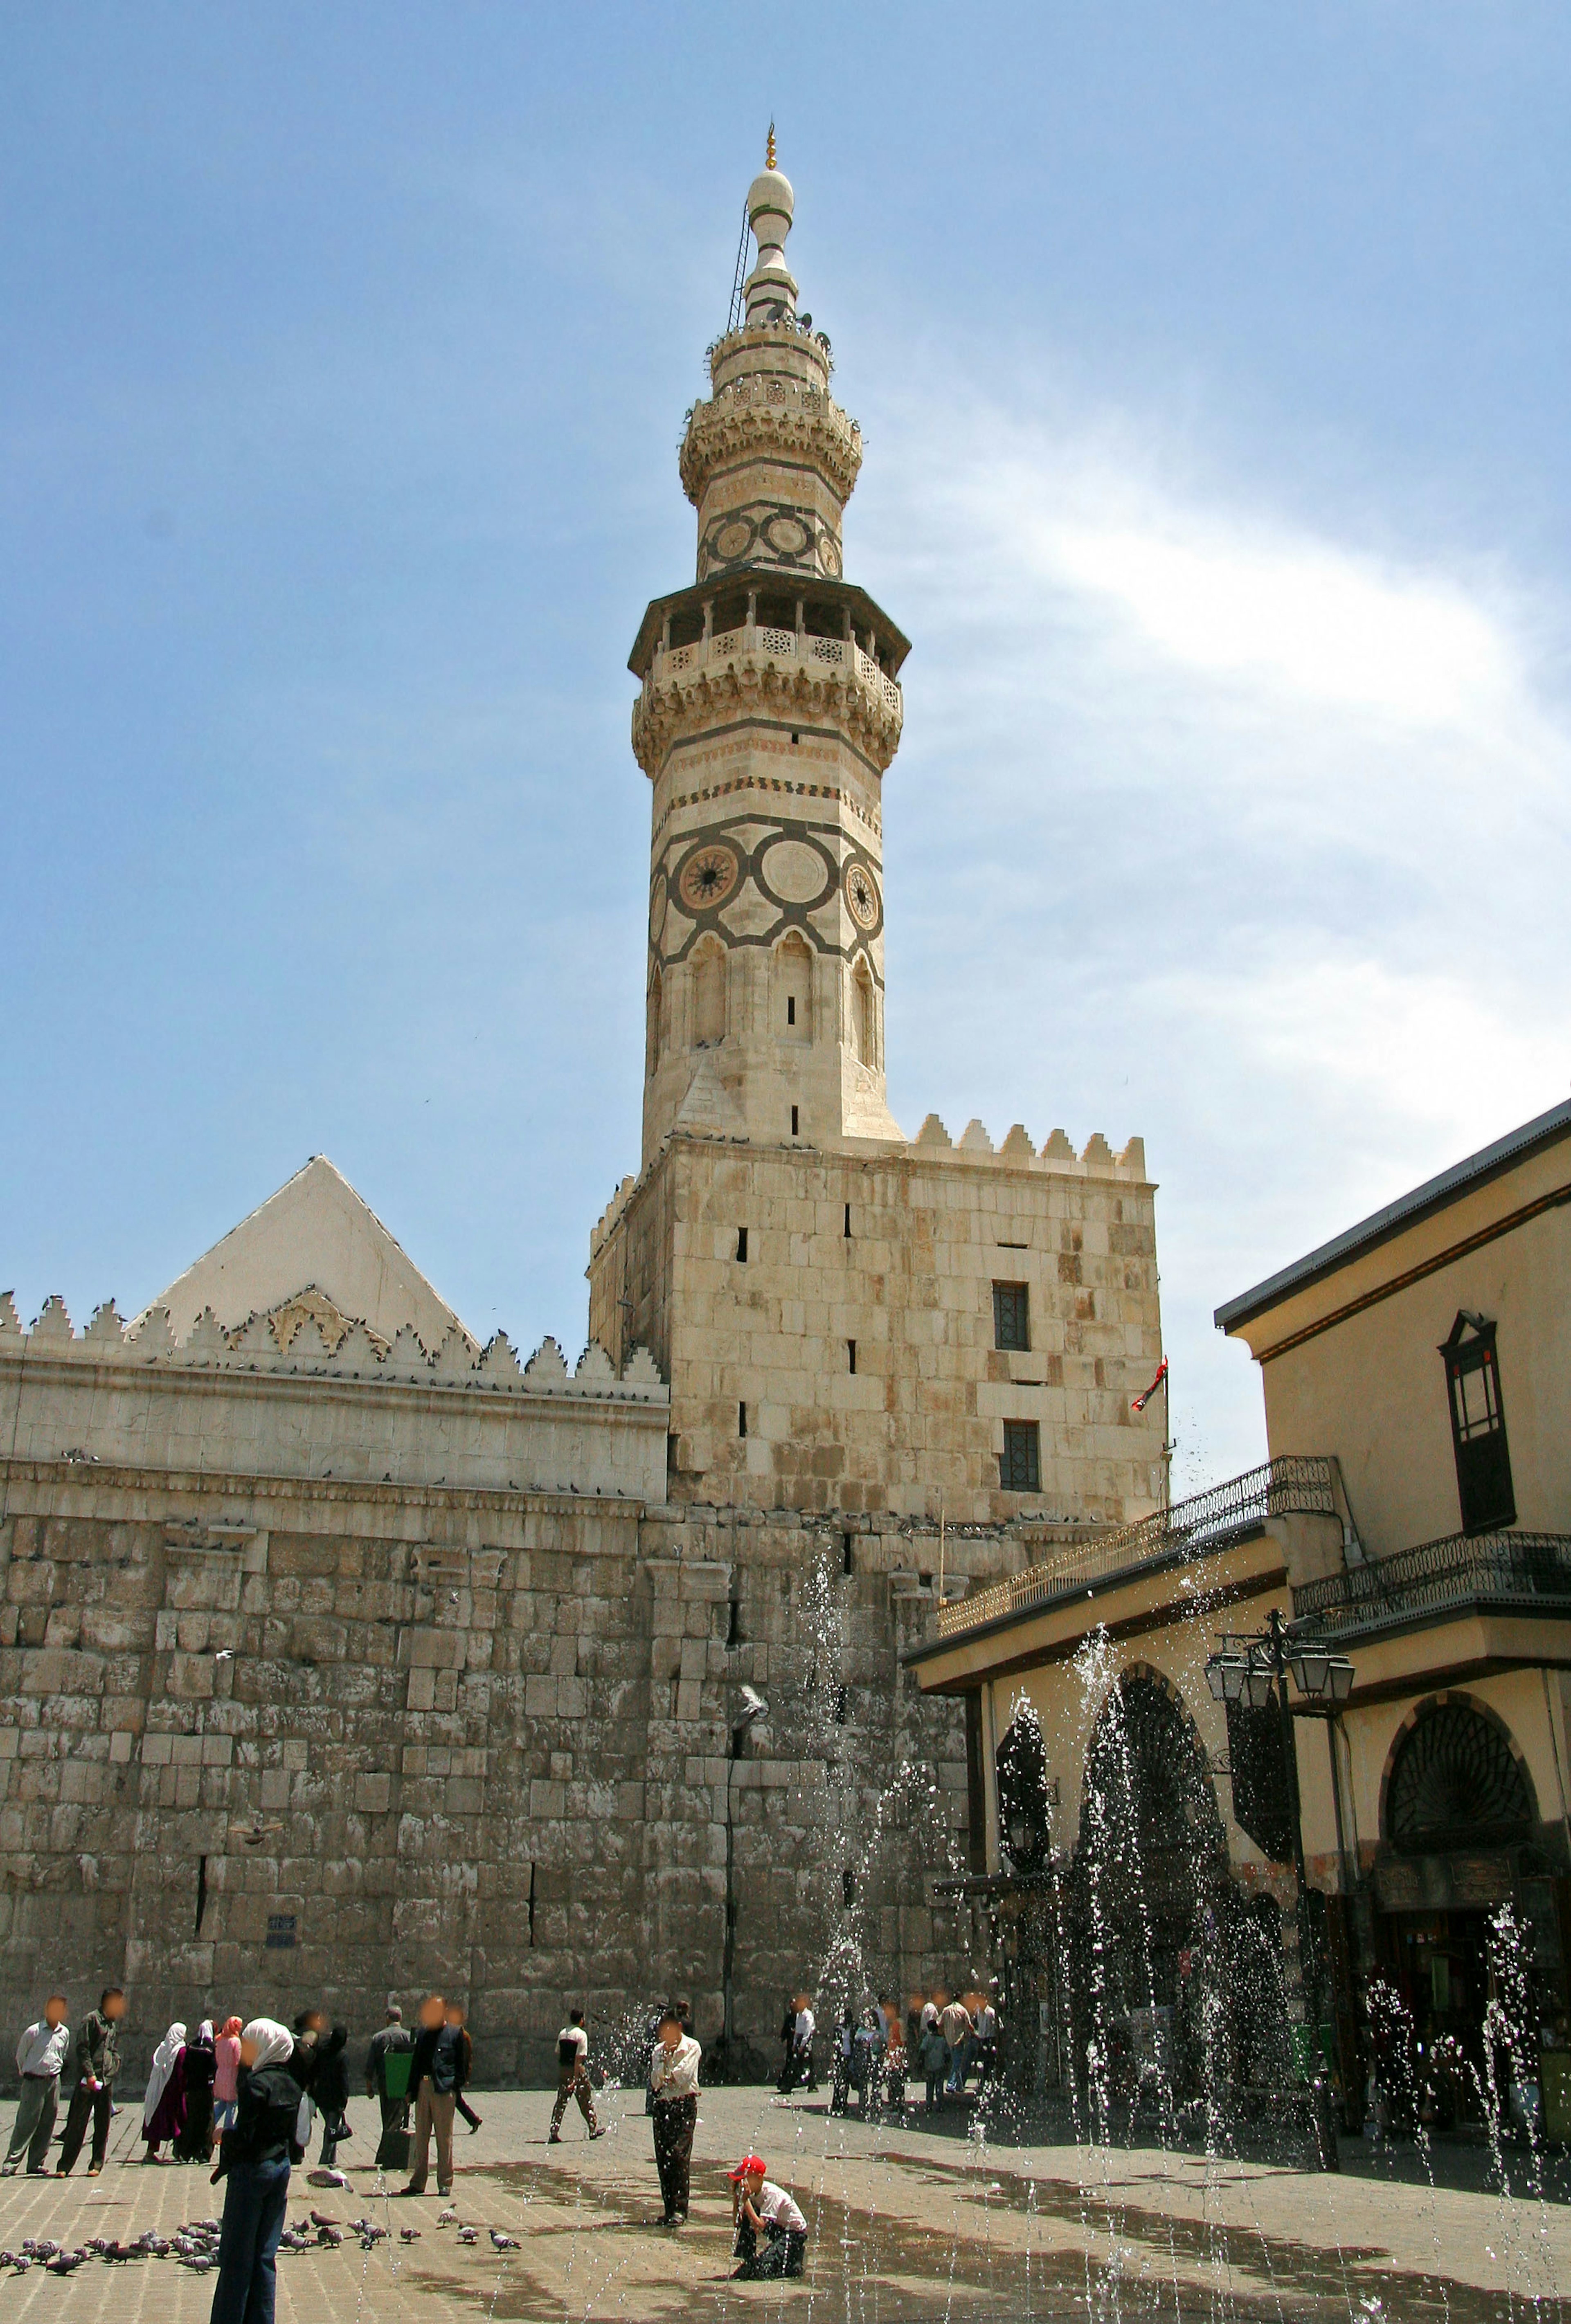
left=648, top=2007, right=702, bottom=2225
left=3, top=1997, right=70, bottom=2176
left=549, top=2009, right=605, bottom=2144
left=729, top=2152, right=808, bottom=2279
left=792, top=2002, right=817, bottom=2092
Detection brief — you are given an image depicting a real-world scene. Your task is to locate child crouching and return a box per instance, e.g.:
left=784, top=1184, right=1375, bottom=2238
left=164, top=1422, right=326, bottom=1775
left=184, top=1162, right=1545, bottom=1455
left=729, top=2153, right=808, bottom=2279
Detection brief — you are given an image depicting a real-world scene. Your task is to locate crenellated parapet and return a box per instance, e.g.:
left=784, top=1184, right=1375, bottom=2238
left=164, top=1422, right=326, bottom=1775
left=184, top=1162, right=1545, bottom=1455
left=0, top=1289, right=667, bottom=1402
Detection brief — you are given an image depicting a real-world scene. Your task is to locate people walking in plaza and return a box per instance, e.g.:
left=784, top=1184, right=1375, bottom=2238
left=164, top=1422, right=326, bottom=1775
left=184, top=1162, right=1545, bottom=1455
left=3, top=1996, right=70, bottom=2176
left=208, top=2017, right=304, bottom=2324
left=648, top=2005, right=700, bottom=2227
left=177, top=2020, right=218, bottom=2161
left=142, top=2019, right=188, bottom=2161
left=213, top=2018, right=243, bottom=2135
left=399, top=1994, right=462, bottom=2198
left=729, top=2152, right=809, bottom=2279
left=56, top=1987, right=126, bottom=2177
left=446, top=2000, right=482, bottom=2136
left=366, top=2005, right=414, bottom=2133
left=919, top=2015, right=948, bottom=2113
left=940, top=1996, right=975, bottom=2095
left=971, top=1994, right=1000, bottom=2089
left=549, top=2009, right=604, bottom=2142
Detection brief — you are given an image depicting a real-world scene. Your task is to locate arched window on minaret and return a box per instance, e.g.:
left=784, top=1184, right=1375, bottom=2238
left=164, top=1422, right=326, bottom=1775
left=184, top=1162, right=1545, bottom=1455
left=646, top=965, right=664, bottom=1077
left=691, top=937, right=728, bottom=1048
left=773, top=931, right=813, bottom=1043
left=852, top=960, right=877, bottom=1068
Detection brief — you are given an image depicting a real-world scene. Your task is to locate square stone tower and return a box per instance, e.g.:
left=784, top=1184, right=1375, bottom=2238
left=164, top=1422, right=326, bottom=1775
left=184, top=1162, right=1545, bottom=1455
left=590, top=156, right=1164, bottom=1529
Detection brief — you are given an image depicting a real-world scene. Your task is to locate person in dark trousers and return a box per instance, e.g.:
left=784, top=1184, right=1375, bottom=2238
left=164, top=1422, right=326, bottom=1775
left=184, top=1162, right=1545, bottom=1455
left=4, top=1997, right=70, bottom=2176
left=648, top=2007, right=700, bottom=2227
left=177, top=2021, right=218, bottom=2162
left=729, top=2152, right=809, bottom=2279
left=366, top=2007, right=414, bottom=2133
left=208, top=2018, right=303, bottom=2324
left=445, top=2000, right=481, bottom=2135
left=777, top=1998, right=797, bottom=2090
left=312, top=2023, right=351, bottom=2167
left=399, top=1994, right=462, bottom=2198
left=56, top=1987, right=126, bottom=2177
left=549, top=2009, right=605, bottom=2142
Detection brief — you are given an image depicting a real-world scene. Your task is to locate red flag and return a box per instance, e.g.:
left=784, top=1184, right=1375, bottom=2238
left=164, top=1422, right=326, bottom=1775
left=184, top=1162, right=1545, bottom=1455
left=1131, top=1357, right=1168, bottom=1413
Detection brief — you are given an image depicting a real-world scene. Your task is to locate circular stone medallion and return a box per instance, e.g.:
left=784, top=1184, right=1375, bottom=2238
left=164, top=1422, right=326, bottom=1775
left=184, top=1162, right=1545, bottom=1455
left=845, top=860, right=881, bottom=930
left=763, top=512, right=810, bottom=558
left=819, top=534, right=842, bottom=576
left=713, top=518, right=754, bottom=562
left=676, top=843, right=741, bottom=913
left=759, top=837, right=833, bottom=906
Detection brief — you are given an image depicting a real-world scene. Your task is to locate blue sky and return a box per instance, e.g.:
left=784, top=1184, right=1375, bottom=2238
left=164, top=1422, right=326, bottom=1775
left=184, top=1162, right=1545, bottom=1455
left=3, top=4, right=1568, bottom=1483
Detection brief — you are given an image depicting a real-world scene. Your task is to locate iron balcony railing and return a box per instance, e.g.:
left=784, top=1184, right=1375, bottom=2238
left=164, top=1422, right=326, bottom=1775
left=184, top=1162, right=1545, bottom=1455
left=1293, top=1529, right=1571, bottom=1640
left=934, top=1455, right=1337, bottom=1641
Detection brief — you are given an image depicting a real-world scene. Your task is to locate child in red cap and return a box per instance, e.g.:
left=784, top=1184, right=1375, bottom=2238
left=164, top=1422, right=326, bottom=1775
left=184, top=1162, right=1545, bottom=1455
left=728, top=2153, right=808, bottom=2279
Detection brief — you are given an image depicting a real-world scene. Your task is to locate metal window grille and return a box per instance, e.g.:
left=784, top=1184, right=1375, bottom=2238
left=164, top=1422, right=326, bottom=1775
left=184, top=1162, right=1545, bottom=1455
left=1440, top=1313, right=1516, bottom=1535
left=999, top=1419, right=1041, bottom=1492
left=993, top=1281, right=1030, bottom=1351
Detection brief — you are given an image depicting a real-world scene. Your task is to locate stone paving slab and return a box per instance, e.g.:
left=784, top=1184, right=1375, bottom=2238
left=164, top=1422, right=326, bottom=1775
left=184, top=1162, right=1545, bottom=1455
left=0, top=2087, right=1566, bottom=2321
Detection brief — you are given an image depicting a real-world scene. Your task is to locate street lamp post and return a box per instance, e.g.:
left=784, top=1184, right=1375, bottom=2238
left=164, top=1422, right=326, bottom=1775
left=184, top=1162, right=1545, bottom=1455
left=721, top=1686, right=769, bottom=2078
left=1206, top=1613, right=1354, bottom=2168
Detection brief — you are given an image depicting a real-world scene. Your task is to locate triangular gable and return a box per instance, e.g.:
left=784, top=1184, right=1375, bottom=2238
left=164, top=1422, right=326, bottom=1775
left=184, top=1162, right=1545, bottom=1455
left=142, top=1155, right=473, bottom=1350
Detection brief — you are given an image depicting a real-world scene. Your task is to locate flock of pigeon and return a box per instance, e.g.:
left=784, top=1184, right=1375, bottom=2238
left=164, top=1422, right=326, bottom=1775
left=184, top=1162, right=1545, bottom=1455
left=0, top=2205, right=522, bottom=2278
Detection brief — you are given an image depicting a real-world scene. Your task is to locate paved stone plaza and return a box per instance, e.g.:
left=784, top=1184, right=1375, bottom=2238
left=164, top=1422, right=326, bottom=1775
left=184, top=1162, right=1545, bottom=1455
left=0, top=2085, right=1566, bottom=2321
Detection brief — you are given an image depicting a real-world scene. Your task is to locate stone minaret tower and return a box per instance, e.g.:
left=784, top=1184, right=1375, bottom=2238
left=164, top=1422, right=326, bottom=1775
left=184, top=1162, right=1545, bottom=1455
left=628, top=143, right=908, bottom=1166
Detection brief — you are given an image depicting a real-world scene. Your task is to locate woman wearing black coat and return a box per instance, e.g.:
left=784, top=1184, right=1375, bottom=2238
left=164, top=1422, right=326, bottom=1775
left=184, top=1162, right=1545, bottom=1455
left=176, top=2021, right=218, bottom=2162
left=208, top=2020, right=303, bottom=2324
left=311, top=2026, right=351, bottom=2167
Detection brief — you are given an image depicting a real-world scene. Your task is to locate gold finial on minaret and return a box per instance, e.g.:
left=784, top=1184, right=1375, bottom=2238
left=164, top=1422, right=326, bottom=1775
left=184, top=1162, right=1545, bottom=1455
left=766, top=121, right=776, bottom=170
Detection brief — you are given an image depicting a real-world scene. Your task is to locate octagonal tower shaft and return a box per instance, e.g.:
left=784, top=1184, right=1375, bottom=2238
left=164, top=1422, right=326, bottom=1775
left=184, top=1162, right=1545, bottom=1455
left=628, top=161, right=909, bottom=1169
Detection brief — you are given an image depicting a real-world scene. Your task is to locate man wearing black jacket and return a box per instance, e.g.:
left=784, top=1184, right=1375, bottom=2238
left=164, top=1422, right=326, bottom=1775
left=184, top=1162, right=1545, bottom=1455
left=398, top=1995, right=463, bottom=2198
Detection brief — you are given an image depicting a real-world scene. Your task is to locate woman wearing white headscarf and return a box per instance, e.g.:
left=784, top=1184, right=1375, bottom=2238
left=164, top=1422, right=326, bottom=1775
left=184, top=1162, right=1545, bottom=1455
left=209, top=2018, right=302, bottom=2324
left=141, top=2021, right=187, bottom=2161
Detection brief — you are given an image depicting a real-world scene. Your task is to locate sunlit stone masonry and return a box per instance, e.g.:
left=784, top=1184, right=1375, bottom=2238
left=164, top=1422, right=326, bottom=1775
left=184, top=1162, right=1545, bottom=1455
left=0, top=152, right=1164, bottom=2083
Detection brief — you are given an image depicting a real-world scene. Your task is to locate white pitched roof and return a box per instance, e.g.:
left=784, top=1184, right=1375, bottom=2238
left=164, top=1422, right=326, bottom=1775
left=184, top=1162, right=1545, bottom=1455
left=144, top=1155, right=473, bottom=1350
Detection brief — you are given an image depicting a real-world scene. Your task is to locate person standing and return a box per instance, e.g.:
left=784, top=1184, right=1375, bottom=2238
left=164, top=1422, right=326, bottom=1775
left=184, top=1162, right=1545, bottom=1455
left=213, top=2019, right=243, bottom=2135
left=776, top=1997, right=797, bottom=2092
left=549, top=2009, right=604, bottom=2143
left=729, top=2152, right=809, bottom=2279
left=445, top=2001, right=482, bottom=2136
left=972, top=1995, right=1000, bottom=2089
left=792, top=1999, right=817, bottom=2093
left=366, top=2006, right=413, bottom=2134
left=940, top=1997, right=974, bottom=2096
left=829, top=2006, right=854, bottom=2116
left=56, top=1987, right=126, bottom=2177
left=648, top=2006, right=700, bottom=2227
left=142, top=2020, right=188, bottom=2161
left=208, top=2018, right=304, bottom=2324
left=177, top=2021, right=218, bottom=2161
left=3, top=1997, right=70, bottom=2176
left=399, top=1995, right=461, bottom=2199
left=919, top=2016, right=948, bottom=2113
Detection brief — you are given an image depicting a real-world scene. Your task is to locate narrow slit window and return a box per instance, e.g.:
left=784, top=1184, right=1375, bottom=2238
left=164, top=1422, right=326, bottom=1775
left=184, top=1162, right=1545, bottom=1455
left=993, top=1281, right=1031, bottom=1351
left=736, top=1226, right=748, bottom=1262
left=790, top=1105, right=799, bottom=1137
left=842, top=1533, right=855, bottom=1576
left=834, top=1684, right=849, bottom=1724
left=738, top=1401, right=748, bottom=1438
left=194, top=1854, right=209, bottom=1939
left=999, top=1418, right=1042, bottom=1493
left=844, top=1202, right=852, bottom=1237
left=841, top=1867, right=856, bottom=1905
left=787, top=995, right=796, bottom=1026
left=727, top=1594, right=742, bottom=1646
left=848, top=1339, right=857, bottom=1374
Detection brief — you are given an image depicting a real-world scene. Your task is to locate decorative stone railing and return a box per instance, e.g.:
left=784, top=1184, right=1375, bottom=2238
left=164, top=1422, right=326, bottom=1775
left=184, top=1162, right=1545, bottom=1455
left=1293, top=1528, right=1571, bottom=1639
left=633, top=620, right=903, bottom=778
left=0, top=1293, right=667, bottom=1404
left=934, top=1456, right=1338, bottom=1640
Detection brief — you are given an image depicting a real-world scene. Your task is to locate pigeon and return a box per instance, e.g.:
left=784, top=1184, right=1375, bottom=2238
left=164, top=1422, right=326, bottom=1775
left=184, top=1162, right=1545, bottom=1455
left=48, top=2252, right=87, bottom=2275
left=308, top=2168, right=349, bottom=2189
left=399, top=2227, right=421, bottom=2242
left=12, top=2259, right=33, bottom=2275
left=437, top=2206, right=457, bottom=2225
left=140, top=2235, right=171, bottom=2257
left=316, top=2226, right=344, bottom=2248
left=457, top=2225, right=478, bottom=2244
left=490, top=2230, right=519, bottom=2251
left=310, top=2212, right=342, bottom=2229
left=177, top=2254, right=213, bottom=2272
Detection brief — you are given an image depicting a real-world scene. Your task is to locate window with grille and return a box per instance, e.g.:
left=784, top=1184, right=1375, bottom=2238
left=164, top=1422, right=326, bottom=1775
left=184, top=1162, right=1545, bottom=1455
left=1440, top=1311, right=1516, bottom=1535
left=993, top=1281, right=1030, bottom=1351
left=999, top=1419, right=1040, bottom=1492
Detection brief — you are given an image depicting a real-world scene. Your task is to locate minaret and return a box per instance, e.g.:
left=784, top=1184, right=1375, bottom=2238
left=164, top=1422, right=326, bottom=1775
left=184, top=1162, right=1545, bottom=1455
left=628, top=144, right=908, bottom=1166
